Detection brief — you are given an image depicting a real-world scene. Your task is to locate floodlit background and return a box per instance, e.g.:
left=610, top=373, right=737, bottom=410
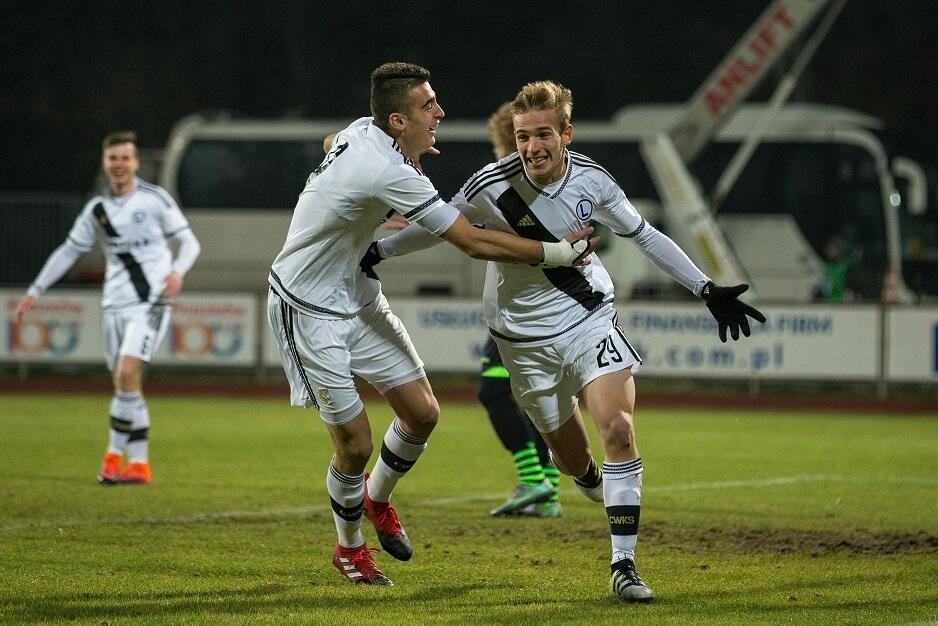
left=0, top=3, right=936, bottom=623
left=3, top=1, right=936, bottom=191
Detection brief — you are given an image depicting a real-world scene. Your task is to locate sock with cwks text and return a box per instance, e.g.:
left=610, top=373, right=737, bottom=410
left=603, top=458, right=643, bottom=563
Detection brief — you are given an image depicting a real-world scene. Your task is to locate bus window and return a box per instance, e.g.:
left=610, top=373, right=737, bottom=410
left=177, top=139, right=325, bottom=209
left=896, top=160, right=938, bottom=297
left=883, top=134, right=938, bottom=299
left=694, top=142, right=887, bottom=301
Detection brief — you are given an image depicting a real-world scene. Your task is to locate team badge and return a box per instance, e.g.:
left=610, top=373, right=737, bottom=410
left=317, top=388, right=332, bottom=405
left=132, top=210, right=147, bottom=224
left=575, top=199, right=594, bottom=220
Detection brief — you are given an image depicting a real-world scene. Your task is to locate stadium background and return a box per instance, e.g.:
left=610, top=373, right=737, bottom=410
left=1, top=3, right=937, bottom=623
left=2, top=1, right=937, bottom=192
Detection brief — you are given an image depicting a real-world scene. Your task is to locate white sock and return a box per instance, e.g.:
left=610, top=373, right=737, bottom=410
left=603, top=458, right=643, bottom=563
left=125, top=393, right=150, bottom=463
left=106, top=392, right=136, bottom=455
left=327, top=463, right=365, bottom=548
left=368, top=418, right=427, bottom=503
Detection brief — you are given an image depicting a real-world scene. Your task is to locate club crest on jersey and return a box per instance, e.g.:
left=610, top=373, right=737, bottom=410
left=317, top=388, right=332, bottom=405
left=516, top=214, right=536, bottom=228
left=132, top=210, right=147, bottom=224
left=576, top=199, right=594, bottom=221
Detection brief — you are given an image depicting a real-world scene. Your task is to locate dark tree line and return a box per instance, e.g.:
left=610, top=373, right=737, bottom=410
left=2, top=0, right=935, bottom=191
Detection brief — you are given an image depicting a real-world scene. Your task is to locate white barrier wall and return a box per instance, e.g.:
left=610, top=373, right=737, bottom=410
left=2, top=291, right=103, bottom=363
left=886, top=307, right=938, bottom=382
left=1, top=290, right=257, bottom=367
left=270, top=298, right=886, bottom=380
left=388, top=297, right=489, bottom=372
left=5, top=289, right=937, bottom=386
left=617, top=303, right=880, bottom=380
left=153, top=294, right=257, bottom=366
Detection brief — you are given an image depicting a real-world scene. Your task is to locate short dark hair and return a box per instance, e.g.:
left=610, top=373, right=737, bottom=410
left=370, top=62, right=430, bottom=132
left=102, top=131, right=138, bottom=152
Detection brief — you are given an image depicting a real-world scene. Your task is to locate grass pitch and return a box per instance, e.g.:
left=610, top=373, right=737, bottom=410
left=0, top=391, right=936, bottom=625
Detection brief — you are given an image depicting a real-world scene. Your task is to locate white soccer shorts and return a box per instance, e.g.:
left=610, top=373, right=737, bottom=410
left=103, top=302, right=171, bottom=371
left=267, top=290, right=426, bottom=425
left=494, top=305, right=642, bottom=434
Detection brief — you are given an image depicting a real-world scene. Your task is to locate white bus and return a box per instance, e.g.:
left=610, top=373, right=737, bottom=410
left=159, top=105, right=937, bottom=303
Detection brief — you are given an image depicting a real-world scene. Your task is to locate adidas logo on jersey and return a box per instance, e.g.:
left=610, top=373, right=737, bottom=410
left=516, top=214, right=536, bottom=227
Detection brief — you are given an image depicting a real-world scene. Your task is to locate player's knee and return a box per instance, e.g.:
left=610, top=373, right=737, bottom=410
left=114, top=367, right=140, bottom=392
left=398, top=394, right=439, bottom=436
left=338, top=436, right=374, bottom=467
left=600, top=415, right=635, bottom=455
left=417, top=396, right=440, bottom=432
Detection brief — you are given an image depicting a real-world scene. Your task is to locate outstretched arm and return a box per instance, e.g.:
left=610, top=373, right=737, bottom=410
left=15, top=239, right=87, bottom=324
left=439, top=213, right=595, bottom=265
left=377, top=212, right=596, bottom=266
left=630, top=222, right=710, bottom=296
left=363, top=213, right=596, bottom=280
left=630, top=222, right=764, bottom=342
left=377, top=222, right=443, bottom=258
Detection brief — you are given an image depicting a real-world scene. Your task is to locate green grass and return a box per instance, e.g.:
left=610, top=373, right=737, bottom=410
left=0, top=392, right=936, bottom=625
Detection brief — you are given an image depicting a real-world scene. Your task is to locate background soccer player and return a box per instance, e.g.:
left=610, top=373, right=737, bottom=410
left=266, top=62, right=595, bottom=586
left=480, top=102, right=560, bottom=518
left=14, top=131, right=201, bottom=485
left=372, top=80, right=765, bottom=601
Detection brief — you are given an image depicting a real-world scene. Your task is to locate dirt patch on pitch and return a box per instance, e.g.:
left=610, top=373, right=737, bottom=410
left=549, top=522, right=938, bottom=556
left=649, top=523, right=938, bottom=556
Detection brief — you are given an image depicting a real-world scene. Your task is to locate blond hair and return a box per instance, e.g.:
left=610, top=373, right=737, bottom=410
left=486, top=101, right=516, bottom=159
left=510, top=81, right=573, bottom=130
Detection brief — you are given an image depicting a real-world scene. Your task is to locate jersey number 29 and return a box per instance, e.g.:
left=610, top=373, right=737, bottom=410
left=595, top=336, right=623, bottom=368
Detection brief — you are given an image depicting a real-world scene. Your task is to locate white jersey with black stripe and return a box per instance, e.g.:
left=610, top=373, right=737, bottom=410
left=269, top=117, right=459, bottom=318
left=68, top=179, right=191, bottom=309
left=452, top=150, right=651, bottom=343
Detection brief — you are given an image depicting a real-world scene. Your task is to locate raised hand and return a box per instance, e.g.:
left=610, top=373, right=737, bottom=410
left=701, top=282, right=766, bottom=342
left=13, top=295, right=38, bottom=326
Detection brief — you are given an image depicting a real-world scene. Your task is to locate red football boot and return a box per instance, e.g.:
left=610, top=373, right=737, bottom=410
left=332, top=544, right=393, bottom=585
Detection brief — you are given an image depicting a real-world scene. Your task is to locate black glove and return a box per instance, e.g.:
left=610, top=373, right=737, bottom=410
left=701, top=282, right=766, bottom=343
left=359, top=241, right=384, bottom=280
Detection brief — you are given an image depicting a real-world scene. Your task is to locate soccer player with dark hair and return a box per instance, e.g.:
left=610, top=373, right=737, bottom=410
left=14, top=131, right=201, bottom=486
left=266, top=63, right=595, bottom=586
left=481, top=102, right=560, bottom=518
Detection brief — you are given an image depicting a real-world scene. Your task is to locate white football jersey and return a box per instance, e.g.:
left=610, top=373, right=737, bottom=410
left=67, top=179, right=192, bottom=309
left=453, top=150, right=674, bottom=343
left=269, top=117, right=459, bottom=318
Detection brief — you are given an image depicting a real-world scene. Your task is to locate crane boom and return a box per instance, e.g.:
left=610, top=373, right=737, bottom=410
left=669, top=0, right=832, bottom=163
left=639, top=0, right=839, bottom=290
